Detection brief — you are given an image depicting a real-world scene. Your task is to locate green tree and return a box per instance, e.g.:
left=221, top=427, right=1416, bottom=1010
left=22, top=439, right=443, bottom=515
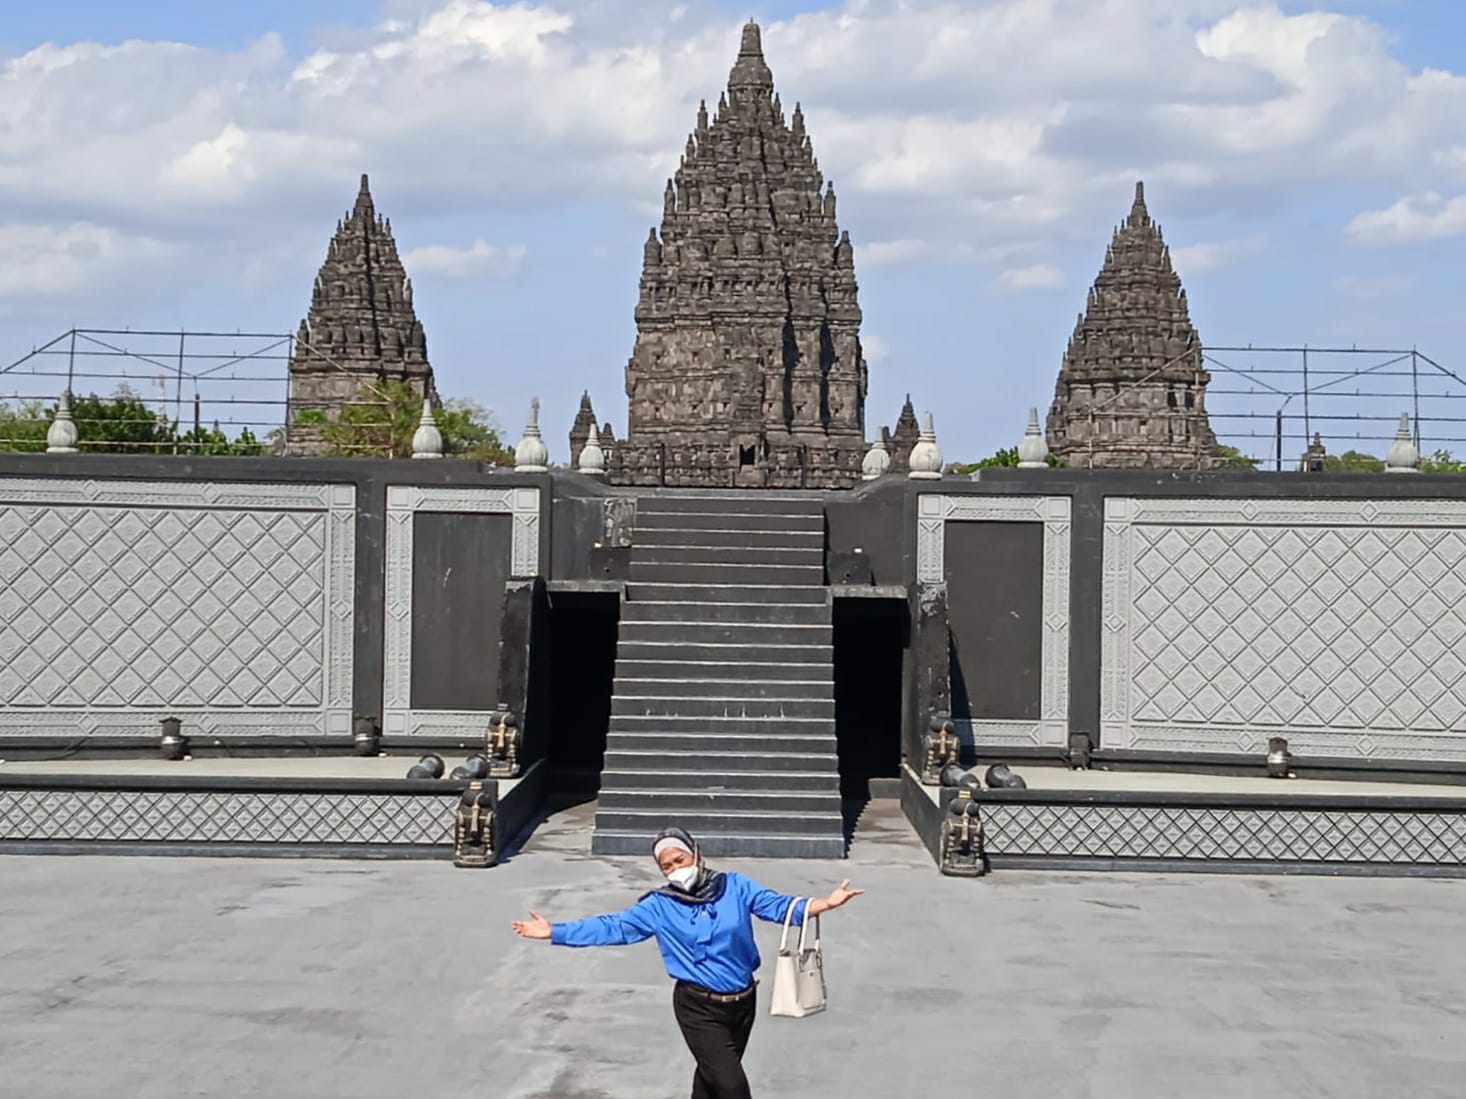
left=1422, top=449, right=1466, bottom=473
left=0, top=400, right=48, bottom=452
left=952, top=446, right=1060, bottom=475
left=1324, top=450, right=1386, bottom=473
left=315, top=379, right=513, bottom=462
left=177, top=425, right=266, bottom=456
left=1, top=387, right=264, bottom=455
left=1216, top=445, right=1260, bottom=470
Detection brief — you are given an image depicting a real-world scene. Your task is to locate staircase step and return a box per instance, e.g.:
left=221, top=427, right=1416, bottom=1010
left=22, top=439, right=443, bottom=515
left=636, top=528, right=825, bottom=549
left=611, top=695, right=835, bottom=719
left=603, top=752, right=839, bottom=774
left=607, top=730, right=835, bottom=754
left=626, top=583, right=828, bottom=604
left=632, top=545, right=823, bottom=567
left=618, top=621, right=830, bottom=645
left=591, top=829, right=846, bottom=859
left=594, top=807, right=845, bottom=838
left=601, top=768, right=840, bottom=790
left=597, top=789, right=842, bottom=813
left=614, top=659, right=835, bottom=682
left=613, top=677, right=832, bottom=700
left=615, top=641, right=832, bottom=664
left=637, top=509, right=824, bottom=533
left=629, top=561, right=825, bottom=586
left=621, top=601, right=829, bottom=626
left=637, top=495, right=825, bottom=516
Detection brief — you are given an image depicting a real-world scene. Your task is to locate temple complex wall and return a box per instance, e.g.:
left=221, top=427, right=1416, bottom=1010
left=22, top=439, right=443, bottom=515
left=5, top=451, right=1466, bottom=770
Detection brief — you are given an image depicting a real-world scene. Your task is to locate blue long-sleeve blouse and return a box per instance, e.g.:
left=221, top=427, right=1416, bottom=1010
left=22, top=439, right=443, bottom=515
left=550, top=872, right=809, bottom=994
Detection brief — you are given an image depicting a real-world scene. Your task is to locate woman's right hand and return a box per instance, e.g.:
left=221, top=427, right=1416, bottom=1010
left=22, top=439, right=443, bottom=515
left=512, top=910, right=552, bottom=940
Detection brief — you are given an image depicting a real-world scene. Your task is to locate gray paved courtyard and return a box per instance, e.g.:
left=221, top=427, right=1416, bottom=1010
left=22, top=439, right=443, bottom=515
left=2, top=800, right=1464, bottom=1098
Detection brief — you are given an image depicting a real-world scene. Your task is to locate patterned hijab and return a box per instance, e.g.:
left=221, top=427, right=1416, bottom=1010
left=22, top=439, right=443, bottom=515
left=644, top=826, right=727, bottom=906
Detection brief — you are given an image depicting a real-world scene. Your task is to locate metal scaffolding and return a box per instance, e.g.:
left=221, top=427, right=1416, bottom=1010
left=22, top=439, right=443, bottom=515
left=0, top=328, right=294, bottom=452
left=1203, top=345, right=1466, bottom=469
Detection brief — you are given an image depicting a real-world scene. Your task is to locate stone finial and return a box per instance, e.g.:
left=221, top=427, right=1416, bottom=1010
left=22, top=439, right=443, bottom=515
left=515, top=397, right=550, bottom=472
left=861, top=437, right=890, bottom=481
left=1302, top=432, right=1327, bottom=472
left=46, top=392, right=79, bottom=453
left=1017, top=407, right=1049, bottom=468
left=729, top=20, right=773, bottom=92
left=411, top=399, right=443, bottom=459
left=578, top=420, right=606, bottom=476
left=908, top=412, right=943, bottom=480
left=1385, top=413, right=1420, bottom=474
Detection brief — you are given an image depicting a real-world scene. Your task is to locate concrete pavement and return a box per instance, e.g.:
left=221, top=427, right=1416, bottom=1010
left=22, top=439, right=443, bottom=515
left=1, top=800, right=1463, bottom=1098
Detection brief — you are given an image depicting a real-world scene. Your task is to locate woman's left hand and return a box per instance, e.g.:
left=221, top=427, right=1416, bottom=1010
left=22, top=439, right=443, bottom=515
left=819, top=879, right=864, bottom=912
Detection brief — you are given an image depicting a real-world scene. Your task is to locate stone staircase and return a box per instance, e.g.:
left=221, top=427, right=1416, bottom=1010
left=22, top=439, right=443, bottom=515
left=591, top=493, right=846, bottom=858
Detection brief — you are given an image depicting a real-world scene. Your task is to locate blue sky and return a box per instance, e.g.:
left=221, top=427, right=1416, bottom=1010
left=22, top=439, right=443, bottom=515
left=3, top=0, right=1466, bottom=463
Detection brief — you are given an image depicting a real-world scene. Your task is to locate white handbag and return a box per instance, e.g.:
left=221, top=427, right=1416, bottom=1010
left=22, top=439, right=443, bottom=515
left=770, top=898, right=826, bottom=1018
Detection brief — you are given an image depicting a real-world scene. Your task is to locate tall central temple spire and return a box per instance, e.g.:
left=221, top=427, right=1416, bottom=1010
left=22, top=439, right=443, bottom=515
left=1045, top=181, right=1222, bottom=469
left=609, top=20, right=869, bottom=488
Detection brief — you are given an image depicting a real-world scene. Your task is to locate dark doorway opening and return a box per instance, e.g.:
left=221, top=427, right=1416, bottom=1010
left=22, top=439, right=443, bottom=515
left=833, top=597, right=907, bottom=803
left=739, top=444, right=756, bottom=466
left=544, top=589, right=620, bottom=804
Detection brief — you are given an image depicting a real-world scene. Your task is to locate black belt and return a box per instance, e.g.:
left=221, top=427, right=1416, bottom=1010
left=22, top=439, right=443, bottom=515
left=678, top=980, right=757, bottom=1004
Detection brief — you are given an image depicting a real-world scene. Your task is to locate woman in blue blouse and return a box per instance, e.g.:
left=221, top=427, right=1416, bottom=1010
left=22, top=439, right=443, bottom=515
left=512, top=826, right=863, bottom=1098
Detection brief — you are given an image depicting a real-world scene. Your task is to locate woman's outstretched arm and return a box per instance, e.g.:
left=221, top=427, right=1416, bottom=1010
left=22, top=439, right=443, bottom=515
left=747, top=877, right=864, bottom=923
left=512, top=900, right=657, bottom=946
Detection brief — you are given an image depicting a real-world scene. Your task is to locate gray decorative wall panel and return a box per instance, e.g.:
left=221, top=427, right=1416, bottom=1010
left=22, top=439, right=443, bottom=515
left=0, top=478, right=355, bottom=738
left=383, top=485, right=540, bottom=737
left=979, top=800, right=1466, bottom=866
left=1102, top=497, right=1466, bottom=759
left=916, top=494, right=1071, bottom=746
left=0, top=788, right=453, bottom=846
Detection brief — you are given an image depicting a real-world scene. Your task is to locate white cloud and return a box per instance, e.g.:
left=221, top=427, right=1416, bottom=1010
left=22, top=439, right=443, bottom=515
left=861, top=332, right=890, bottom=362
left=0, top=222, right=172, bottom=301
left=998, top=263, right=1064, bottom=291
left=0, top=0, right=1463, bottom=306
left=1346, top=192, right=1466, bottom=244
left=402, top=239, right=527, bottom=278
left=1170, top=236, right=1266, bottom=273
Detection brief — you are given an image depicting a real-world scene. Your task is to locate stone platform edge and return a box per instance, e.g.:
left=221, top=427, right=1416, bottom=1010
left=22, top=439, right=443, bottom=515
left=0, top=761, right=546, bottom=862
left=900, top=766, right=1466, bottom=878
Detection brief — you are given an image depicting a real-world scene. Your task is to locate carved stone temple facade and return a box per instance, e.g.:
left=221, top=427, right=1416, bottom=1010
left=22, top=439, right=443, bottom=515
left=608, top=21, right=869, bottom=489
left=1045, top=182, right=1223, bottom=470
left=285, top=175, right=437, bottom=456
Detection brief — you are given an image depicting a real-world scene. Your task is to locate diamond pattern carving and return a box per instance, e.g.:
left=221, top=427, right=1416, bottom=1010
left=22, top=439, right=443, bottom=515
left=0, top=479, right=355, bottom=737
left=0, top=788, right=453, bottom=845
left=1103, top=498, right=1466, bottom=760
left=980, top=802, right=1466, bottom=865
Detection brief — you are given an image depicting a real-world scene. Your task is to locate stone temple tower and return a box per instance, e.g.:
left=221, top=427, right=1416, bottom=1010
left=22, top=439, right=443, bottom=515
left=286, top=174, right=436, bottom=455
left=610, top=20, right=868, bottom=488
left=1046, top=182, right=1222, bottom=469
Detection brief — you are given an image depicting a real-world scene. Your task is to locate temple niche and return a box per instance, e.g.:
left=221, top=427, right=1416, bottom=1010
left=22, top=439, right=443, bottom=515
left=286, top=175, right=437, bottom=456
left=1046, top=182, right=1223, bottom=470
left=609, top=21, right=868, bottom=489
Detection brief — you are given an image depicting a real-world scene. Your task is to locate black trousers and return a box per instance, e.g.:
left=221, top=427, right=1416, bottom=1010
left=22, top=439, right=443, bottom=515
left=671, top=981, right=758, bottom=1099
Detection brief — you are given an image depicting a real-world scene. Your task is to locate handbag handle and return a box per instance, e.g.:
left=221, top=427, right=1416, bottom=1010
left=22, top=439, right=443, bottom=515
left=779, top=896, right=808, bottom=953
left=796, top=900, right=820, bottom=954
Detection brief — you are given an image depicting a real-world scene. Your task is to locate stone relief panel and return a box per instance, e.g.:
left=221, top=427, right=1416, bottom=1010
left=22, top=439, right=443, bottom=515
left=0, top=478, right=356, bottom=738
left=1102, top=497, right=1466, bottom=760
left=916, top=494, right=1071, bottom=747
left=383, top=485, right=540, bottom=737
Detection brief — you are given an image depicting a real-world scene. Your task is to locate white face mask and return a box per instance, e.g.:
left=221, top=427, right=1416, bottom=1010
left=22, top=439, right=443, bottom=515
left=666, top=866, right=700, bottom=891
